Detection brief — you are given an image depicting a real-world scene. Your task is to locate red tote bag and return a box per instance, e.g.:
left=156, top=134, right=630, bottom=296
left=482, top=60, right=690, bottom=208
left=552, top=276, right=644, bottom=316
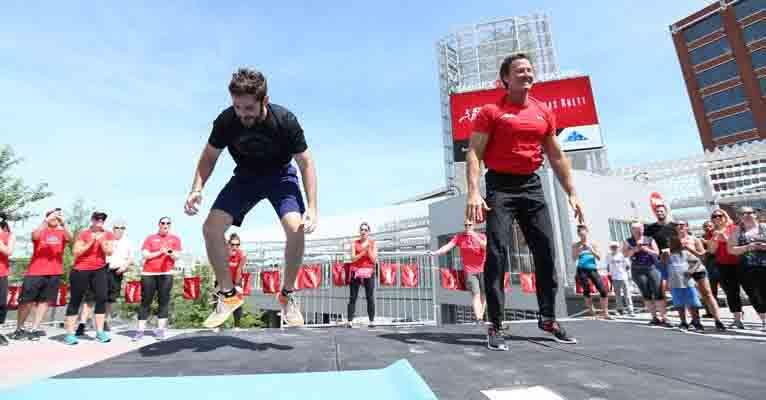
left=260, top=270, right=280, bottom=294
left=183, top=276, right=201, bottom=300
left=241, top=272, right=253, bottom=295
left=125, top=280, right=142, bottom=304
left=440, top=268, right=457, bottom=290
left=332, top=263, right=351, bottom=286
left=520, top=272, right=536, bottom=294
left=503, top=272, right=511, bottom=292
left=379, top=263, right=398, bottom=286
left=7, top=285, right=21, bottom=310
left=400, top=263, right=419, bottom=288
left=296, top=265, right=321, bottom=289
left=48, top=283, right=68, bottom=307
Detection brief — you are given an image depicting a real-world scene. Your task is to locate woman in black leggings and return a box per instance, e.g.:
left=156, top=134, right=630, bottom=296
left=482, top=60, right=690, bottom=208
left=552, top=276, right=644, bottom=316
left=347, top=222, right=377, bottom=327
left=0, top=212, right=16, bottom=346
left=726, top=207, right=766, bottom=331
left=708, top=209, right=748, bottom=329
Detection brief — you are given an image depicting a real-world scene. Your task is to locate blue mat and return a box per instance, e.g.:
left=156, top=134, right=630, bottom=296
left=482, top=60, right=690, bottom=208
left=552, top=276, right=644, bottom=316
left=5, top=359, right=437, bottom=400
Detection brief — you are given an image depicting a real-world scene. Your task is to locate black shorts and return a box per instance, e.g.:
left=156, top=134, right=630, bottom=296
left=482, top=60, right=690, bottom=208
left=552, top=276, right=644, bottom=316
left=20, top=275, right=61, bottom=304
left=84, top=266, right=123, bottom=303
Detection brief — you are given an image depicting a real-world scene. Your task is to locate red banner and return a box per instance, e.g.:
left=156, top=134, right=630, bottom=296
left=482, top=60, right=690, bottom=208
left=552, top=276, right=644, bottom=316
left=7, top=285, right=21, bottom=310
left=520, top=272, right=536, bottom=294
left=332, top=263, right=351, bottom=286
left=449, top=76, right=599, bottom=141
left=183, top=276, right=201, bottom=300
left=296, top=264, right=321, bottom=289
left=260, top=270, right=280, bottom=294
left=125, top=280, right=142, bottom=304
left=504, top=272, right=511, bottom=292
left=48, top=283, right=68, bottom=307
left=379, top=263, right=398, bottom=286
left=440, top=268, right=467, bottom=291
left=401, top=263, right=419, bottom=288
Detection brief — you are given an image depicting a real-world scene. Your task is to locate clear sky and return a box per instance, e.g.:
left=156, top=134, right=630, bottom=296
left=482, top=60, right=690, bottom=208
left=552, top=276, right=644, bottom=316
left=1, top=1, right=709, bottom=256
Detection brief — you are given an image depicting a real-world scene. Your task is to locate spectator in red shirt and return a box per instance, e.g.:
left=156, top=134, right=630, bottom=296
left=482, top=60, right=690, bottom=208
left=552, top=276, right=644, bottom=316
left=63, top=211, right=114, bottom=345
left=347, top=222, right=377, bottom=327
left=465, top=53, right=584, bottom=350
left=227, top=233, right=246, bottom=329
left=11, top=208, right=72, bottom=341
left=430, top=220, right=487, bottom=324
left=0, top=212, right=16, bottom=346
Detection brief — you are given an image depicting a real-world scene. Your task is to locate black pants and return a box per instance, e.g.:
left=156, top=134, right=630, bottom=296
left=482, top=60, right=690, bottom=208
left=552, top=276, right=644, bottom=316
left=576, top=268, right=608, bottom=298
left=484, top=172, right=558, bottom=329
left=0, top=276, right=7, bottom=325
left=140, top=275, right=174, bottom=320
left=719, top=264, right=745, bottom=313
left=744, top=268, right=766, bottom=314
left=66, top=268, right=107, bottom=316
left=348, top=277, right=375, bottom=322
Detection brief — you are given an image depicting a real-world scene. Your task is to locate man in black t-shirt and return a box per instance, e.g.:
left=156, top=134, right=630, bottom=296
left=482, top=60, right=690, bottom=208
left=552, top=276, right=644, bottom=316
left=184, top=68, right=318, bottom=328
left=644, top=203, right=673, bottom=327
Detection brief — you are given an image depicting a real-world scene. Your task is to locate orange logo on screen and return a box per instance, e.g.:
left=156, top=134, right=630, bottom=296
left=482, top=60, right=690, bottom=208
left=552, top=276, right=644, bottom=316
left=649, top=192, right=665, bottom=213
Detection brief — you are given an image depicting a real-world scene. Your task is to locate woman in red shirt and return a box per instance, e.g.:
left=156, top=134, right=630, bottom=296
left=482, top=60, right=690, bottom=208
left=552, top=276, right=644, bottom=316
left=706, top=209, right=746, bottom=329
left=0, top=212, right=16, bottom=346
left=347, top=222, right=377, bottom=327
left=227, top=233, right=247, bottom=329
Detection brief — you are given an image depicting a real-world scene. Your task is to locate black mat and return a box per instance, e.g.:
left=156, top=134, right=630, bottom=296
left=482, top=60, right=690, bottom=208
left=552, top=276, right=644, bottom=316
left=57, top=321, right=766, bottom=400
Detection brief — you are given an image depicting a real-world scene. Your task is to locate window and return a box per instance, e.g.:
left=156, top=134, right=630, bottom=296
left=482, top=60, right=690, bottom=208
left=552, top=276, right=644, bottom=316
left=696, top=60, right=740, bottom=88
left=751, top=48, right=766, bottom=69
left=760, top=77, right=766, bottom=96
left=734, top=0, right=766, bottom=20
left=703, top=85, right=746, bottom=113
left=710, top=111, right=756, bottom=138
left=743, top=19, right=766, bottom=43
left=689, top=37, right=732, bottom=65
left=608, top=219, right=633, bottom=242
left=683, top=13, right=722, bottom=43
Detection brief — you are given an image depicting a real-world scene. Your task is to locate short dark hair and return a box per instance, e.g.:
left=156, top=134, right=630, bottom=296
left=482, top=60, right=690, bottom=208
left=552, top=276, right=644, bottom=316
left=360, top=222, right=371, bottom=232
left=158, top=216, right=171, bottom=224
left=0, top=212, right=9, bottom=233
left=229, top=233, right=240, bottom=243
left=577, top=224, right=588, bottom=232
left=499, top=53, right=531, bottom=88
left=228, top=68, right=268, bottom=100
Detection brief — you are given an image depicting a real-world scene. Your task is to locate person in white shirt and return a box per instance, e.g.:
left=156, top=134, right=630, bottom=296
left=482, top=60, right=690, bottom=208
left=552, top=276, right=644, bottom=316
left=606, top=241, right=634, bottom=316
left=76, top=219, right=135, bottom=335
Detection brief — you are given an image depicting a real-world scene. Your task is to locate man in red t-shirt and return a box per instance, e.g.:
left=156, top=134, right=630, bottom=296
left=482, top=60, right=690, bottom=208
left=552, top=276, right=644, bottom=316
left=465, top=53, right=585, bottom=350
left=11, top=208, right=72, bottom=341
left=63, top=211, right=114, bottom=345
left=430, top=220, right=487, bottom=323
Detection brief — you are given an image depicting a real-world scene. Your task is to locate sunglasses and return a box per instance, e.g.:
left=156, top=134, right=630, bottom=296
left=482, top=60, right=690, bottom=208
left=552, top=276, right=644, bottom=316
left=742, top=211, right=756, bottom=215
left=230, top=243, right=241, bottom=247
left=160, top=221, right=172, bottom=225
left=114, top=226, right=126, bottom=230
left=93, top=217, right=106, bottom=222
left=360, top=229, right=369, bottom=232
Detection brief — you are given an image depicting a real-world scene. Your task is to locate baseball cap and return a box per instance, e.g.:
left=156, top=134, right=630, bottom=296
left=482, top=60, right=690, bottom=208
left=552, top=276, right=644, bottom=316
left=91, top=211, right=108, bottom=220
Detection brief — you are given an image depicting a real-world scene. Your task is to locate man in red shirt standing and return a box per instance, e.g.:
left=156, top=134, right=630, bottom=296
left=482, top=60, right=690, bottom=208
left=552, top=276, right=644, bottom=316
left=63, top=211, right=114, bottom=345
left=430, top=220, right=487, bottom=324
left=466, top=53, right=585, bottom=351
left=11, top=208, right=72, bottom=341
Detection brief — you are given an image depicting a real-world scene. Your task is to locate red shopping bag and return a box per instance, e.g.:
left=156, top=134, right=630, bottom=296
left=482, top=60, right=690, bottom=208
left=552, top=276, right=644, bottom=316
left=125, top=280, right=142, bottom=304
left=183, top=276, right=201, bottom=300
left=296, top=264, right=321, bottom=289
left=520, top=272, right=536, bottom=294
left=48, top=283, right=68, bottom=307
left=400, top=263, right=419, bottom=288
left=7, top=285, right=21, bottom=310
left=242, top=272, right=253, bottom=295
left=440, top=268, right=458, bottom=290
left=504, top=272, right=511, bottom=292
left=332, top=263, right=351, bottom=286
left=260, top=270, right=280, bottom=294
left=602, top=273, right=613, bottom=295
left=379, top=263, right=398, bottom=286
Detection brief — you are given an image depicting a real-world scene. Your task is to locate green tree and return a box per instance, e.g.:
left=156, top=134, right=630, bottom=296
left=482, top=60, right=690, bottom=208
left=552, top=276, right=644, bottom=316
left=0, top=144, right=53, bottom=221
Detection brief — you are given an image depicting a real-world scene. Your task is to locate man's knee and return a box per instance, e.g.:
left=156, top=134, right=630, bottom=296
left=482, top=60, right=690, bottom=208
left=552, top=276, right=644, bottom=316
left=203, top=211, right=232, bottom=239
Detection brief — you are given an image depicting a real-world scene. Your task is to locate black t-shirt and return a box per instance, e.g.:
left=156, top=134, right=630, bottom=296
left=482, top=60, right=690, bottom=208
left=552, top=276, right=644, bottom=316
left=644, top=222, right=673, bottom=251
left=208, top=103, right=308, bottom=175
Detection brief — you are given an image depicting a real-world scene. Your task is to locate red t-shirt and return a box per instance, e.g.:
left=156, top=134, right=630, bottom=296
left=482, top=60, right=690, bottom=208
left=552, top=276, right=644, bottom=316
left=451, top=232, right=487, bottom=274
left=0, top=231, right=11, bottom=277
left=27, top=228, right=69, bottom=276
left=473, top=95, right=556, bottom=175
left=351, top=239, right=375, bottom=271
left=714, top=224, right=739, bottom=266
left=228, top=249, right=244, bottom=284
left=74, top=229, right=115, bottom=271
left=141, top=233, right=182, bottom=273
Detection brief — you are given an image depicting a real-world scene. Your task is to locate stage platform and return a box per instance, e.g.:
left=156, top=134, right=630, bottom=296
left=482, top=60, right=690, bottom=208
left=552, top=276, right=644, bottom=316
left=4, top=319, right=766, bottom=399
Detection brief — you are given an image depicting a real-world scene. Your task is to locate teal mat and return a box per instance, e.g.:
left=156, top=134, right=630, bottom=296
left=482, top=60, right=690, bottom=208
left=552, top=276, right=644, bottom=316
left=5, top=359, right=437, bottom=400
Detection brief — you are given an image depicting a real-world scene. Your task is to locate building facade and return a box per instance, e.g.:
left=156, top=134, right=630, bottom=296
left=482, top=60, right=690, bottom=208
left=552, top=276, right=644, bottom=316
left=671, top=0, right=766, bottom=150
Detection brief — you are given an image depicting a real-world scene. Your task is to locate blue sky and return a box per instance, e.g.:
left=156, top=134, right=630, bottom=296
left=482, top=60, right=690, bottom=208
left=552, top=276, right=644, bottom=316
left=2, top=1, right=708, bottom=255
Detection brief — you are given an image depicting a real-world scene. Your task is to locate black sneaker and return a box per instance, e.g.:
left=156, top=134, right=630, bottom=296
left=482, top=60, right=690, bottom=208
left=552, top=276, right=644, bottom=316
left=540, top=320, right=577, bottom=344
left=27, top=330, right=40, bottom=341
left=691, top=319, right=704, bottom=331
left=31, top=329, right=46, bottom=338
left=649, top=317, right=662, bottom=326
left=487, top=326, right=508, bottom=351
left=679, top=322, right=690, bottom=330
left=0, top=334, right=8, bottom=346
left=9, top=329, right=28, bottom=340
left=729, top=320, right=746, bottom=330
left=659, top=319, right=674, bottom=328
left=75, top=323, right=86, bottom=337
left=715, top=320, right=727, bottom=331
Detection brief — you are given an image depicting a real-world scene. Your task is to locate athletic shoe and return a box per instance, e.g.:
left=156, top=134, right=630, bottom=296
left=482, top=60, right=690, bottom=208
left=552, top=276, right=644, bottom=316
left=601, top=314, right=614, bottom=320
left=63, top=334, right=78, bottom=346
left=729, top=320, right=746, bottom=330
left=658, top=319, right=674, bottom=328
left=277, top=290, right=304, bottom=327
left=154, top=329, right=166, bottom=341
left=649, top=317, right=662, bottom=326
left=95, top=331, right=111, bottom=343
left=368, top=323, right=376, bottom=328
left=203, top=291, right=244, bottom=329
left=9, top=329, right=28, bottom=341
left=0, top=334, right=8, bottom=346
left=75, top=323, right=86, bottom=337
left=27, top=330, right=40, bottom=341
left=487, top=326, right=508, bottom=351
left=33, top=329, right=46, bottom=337
left=691, top=319, right=705, bottom=332
left=715, top=320, right=727, bottom=331
left=540, top=320, right=577, bottom=344
left=132, top=331, right=144, bottom=342
left=678, top=322, right=690, bottom=330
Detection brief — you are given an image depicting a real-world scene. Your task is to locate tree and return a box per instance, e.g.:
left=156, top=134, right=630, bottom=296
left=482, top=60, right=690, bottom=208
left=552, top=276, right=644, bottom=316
left=0, top=144, right=53, bottom=221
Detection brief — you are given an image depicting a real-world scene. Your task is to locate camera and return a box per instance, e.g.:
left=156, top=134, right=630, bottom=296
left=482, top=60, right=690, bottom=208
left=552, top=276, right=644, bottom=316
left=166, top=249, right=174, bottom=255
